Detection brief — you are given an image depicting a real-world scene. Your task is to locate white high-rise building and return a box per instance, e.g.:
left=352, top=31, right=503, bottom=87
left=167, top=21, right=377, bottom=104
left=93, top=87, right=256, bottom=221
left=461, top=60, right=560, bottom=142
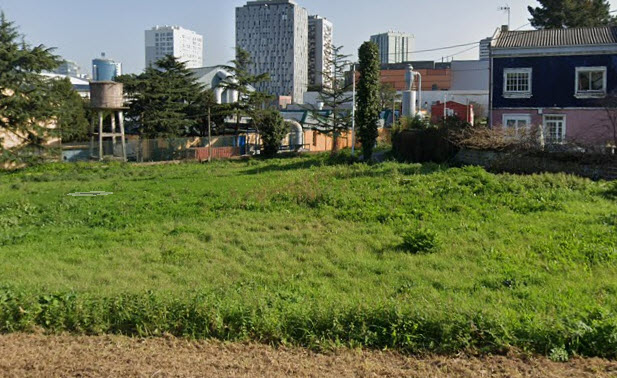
left=145, top=26, right=204, bottom=69
left=370, top=31, right=414, bottom=64
left=308, top=15, right=333, bottom=89
left=236, top=0, right=308, bottom=103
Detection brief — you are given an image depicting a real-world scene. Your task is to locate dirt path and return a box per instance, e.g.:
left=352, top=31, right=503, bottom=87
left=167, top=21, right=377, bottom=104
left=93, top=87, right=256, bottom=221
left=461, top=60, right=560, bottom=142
left=0, top=334, right=616, bottom=377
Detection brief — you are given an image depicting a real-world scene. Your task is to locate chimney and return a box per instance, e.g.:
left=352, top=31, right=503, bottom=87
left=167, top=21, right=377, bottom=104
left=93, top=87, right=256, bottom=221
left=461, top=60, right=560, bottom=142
left=501, top=25, right=509, bottom=32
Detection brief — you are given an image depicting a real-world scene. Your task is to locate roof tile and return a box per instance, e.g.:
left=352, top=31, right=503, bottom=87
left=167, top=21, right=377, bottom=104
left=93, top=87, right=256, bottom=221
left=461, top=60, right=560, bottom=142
left=493, top=26, right=617, bottom=49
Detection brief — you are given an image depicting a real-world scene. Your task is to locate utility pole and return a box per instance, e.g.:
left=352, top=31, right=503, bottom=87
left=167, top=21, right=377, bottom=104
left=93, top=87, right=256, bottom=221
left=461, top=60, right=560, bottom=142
left=351, top=63, right=356, bottom=156
left=392, top=97, right=396, bottom=126
left=208, top=106, right=212, bottom=163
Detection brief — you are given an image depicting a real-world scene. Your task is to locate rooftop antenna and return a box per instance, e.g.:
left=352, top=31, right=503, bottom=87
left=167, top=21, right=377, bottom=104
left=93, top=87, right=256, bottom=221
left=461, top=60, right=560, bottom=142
left=498, top=5, right=511, bottom=29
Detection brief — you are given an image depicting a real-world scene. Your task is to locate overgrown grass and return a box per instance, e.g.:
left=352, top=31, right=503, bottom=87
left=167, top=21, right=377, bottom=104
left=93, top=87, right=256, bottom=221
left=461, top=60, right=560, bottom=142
left=1, top=154, right=617, bottom=358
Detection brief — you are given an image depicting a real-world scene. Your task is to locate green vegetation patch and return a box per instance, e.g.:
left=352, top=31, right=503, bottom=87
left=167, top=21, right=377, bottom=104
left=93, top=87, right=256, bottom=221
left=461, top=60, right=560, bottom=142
left=1, top=155, right=616, bottom=357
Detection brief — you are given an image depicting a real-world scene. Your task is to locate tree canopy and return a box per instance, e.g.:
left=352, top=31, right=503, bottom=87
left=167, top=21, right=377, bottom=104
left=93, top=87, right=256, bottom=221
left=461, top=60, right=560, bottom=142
left=528, top=0, right=615, bottom=29
left=117, top=55, right=206, bottom=139
left=0, top=12, right=62, bottom=161
left=306, top=45, right=353, bottom=153
left=252, top=110, right=287, bottom=157
left=50, top=78, right=90, bottom=143
left=218, top=48, right=272, bottom=135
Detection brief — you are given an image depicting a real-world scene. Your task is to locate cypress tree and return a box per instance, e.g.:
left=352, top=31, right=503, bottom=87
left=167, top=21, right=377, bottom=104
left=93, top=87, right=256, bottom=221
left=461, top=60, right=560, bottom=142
left=356, top=42, right=381, bottom=161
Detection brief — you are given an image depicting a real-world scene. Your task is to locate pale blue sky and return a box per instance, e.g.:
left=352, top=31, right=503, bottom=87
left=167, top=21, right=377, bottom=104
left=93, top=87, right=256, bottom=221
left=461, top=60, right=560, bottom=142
left=1, top=0, right=614, bottom=74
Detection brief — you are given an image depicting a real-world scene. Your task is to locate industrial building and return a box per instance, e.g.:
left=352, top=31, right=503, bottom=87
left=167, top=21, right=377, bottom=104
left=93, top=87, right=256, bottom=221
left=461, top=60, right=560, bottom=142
left=145, top=25, right=204, bottom=69
left=370, top=31, right=414, bottom=64
left=308, top=15, right=333, bottom=89
left=236, top=0, right=308, bottom=103
left=191, top=66, right=248, bottom=104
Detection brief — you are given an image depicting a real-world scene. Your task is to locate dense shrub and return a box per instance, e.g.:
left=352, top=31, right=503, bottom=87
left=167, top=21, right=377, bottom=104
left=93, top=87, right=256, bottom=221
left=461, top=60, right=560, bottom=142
left=254, top=110, right=288, bottom=157
left=400, top=229, right=439, bottom=254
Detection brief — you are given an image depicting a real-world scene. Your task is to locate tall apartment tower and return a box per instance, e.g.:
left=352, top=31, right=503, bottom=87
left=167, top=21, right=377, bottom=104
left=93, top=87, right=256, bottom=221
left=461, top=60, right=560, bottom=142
left=308, top=15, right=333, bottom=89
left=145, top=26, right=204, bottom=69
left=370, top=31, right=414, bottom=64
left=236, top=0, right=308, bottom=103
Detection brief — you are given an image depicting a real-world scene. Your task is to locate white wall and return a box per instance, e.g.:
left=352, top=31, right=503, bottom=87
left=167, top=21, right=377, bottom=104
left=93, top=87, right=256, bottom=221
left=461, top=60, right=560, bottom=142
left=451, top=60, right=489, bottom=91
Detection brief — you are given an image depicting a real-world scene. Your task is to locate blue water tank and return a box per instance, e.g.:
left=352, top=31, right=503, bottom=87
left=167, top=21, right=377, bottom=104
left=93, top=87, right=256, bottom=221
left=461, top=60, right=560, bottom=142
left=92, top=56, right=121, bottom=81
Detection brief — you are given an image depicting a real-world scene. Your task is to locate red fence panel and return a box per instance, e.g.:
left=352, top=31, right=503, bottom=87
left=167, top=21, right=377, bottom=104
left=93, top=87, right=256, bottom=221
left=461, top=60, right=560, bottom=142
left=194, top=147, right=242, bottom=161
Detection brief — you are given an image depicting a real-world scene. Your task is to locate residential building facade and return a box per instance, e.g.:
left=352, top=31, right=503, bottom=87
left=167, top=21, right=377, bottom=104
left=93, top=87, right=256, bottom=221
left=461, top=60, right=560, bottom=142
left=308, top=15, right=333, bottom=89
left=236, top=0, right=308, bottom=103
left=490, top=26, right=617, bottom=147
left=145, top=26, right=204, bottom=69
left=370, top=31, right=414, bottom=64
left=92, top=54, right=122, bottom=81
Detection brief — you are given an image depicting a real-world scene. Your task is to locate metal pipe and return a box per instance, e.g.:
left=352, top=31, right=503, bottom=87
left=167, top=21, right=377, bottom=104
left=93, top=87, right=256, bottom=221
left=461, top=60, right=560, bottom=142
left=415, top=71, right=422, bottom=116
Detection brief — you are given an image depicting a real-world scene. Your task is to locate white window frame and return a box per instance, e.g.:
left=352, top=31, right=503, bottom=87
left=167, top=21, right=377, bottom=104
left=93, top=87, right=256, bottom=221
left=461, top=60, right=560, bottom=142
left=543, top=114, right=567, bottom=145
left=575, top=66, right=607, bottom=99
left=503, top=68, right=532, bottom=98
left=502, top=114, right=532, bottom=136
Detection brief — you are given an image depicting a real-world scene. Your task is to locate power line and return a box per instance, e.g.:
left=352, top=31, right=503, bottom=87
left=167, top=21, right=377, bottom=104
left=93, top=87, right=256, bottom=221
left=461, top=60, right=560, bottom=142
left=514, top=22, right=531, bottom=31
left=444, top=45, right=479, bottom=60
left=409, top=41, right=480, bottom=54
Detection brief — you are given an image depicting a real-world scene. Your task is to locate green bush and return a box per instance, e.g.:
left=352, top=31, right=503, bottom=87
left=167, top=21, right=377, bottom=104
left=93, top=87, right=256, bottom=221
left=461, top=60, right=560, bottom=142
left=253, top=110, right=287, bottom=157
left=400, top=229, right=439, bottom=254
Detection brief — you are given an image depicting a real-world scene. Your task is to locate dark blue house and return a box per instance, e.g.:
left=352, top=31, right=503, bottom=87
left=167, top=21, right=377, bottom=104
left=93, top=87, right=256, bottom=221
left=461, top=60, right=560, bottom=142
left=490, top=26, right=617, bottom=147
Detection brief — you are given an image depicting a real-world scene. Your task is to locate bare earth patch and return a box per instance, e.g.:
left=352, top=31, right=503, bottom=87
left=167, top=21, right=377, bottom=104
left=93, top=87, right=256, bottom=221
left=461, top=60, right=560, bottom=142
left=0, top=334, right=616, bottom=377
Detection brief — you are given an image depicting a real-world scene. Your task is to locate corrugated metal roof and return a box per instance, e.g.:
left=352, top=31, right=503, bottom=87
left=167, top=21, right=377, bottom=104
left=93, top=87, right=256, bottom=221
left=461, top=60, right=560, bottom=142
left=493, top=26, right=617, bottom=49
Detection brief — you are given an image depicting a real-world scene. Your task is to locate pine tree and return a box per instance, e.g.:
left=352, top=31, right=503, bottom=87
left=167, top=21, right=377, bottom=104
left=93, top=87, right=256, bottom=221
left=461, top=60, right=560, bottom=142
left=218, top=48, right=272, bottom=137
left=117, top=55, right=205, bottom=138
left=356, top=42, right=381, bottom=161
left=528, top=0, right=615, bottom=29
left=0, top=12, right=62, bottom=161
left=307, top=45, right=353, bottom=154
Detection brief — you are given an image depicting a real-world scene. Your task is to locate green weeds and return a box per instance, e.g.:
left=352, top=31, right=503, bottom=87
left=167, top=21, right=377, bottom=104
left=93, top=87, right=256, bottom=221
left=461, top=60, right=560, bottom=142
left=1, top=154, right=617, bottom=358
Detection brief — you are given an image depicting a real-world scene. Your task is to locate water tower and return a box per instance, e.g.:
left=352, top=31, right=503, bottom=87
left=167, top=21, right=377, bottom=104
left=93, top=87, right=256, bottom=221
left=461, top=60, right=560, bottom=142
left=89, top=82, right=127, bottom=161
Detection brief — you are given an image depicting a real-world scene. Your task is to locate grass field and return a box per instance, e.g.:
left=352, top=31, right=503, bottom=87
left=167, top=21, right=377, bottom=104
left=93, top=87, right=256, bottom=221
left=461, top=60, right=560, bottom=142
left=1, top=154, right=617, bottom=358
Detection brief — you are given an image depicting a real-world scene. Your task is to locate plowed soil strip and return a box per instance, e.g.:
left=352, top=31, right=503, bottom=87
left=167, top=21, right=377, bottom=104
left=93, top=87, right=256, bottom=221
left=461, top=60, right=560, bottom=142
left=0, top=334, right=616, bottom=377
